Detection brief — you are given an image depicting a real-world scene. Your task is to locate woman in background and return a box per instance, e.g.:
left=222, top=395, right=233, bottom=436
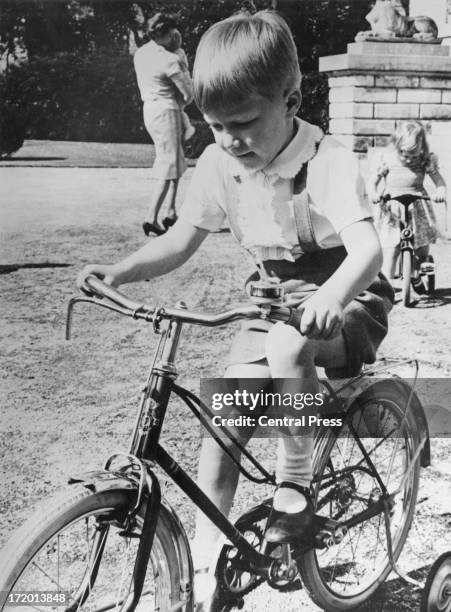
left=134, top=13, right=193, bottom=237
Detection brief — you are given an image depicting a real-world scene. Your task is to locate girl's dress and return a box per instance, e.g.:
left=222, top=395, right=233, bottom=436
left=179, top=119, right=394, bottom=378
left=134, top=40, right=189, bottom=179
left=376, top=149, right=440, bottom=248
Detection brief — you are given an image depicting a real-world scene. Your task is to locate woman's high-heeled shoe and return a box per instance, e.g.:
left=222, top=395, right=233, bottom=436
left=142, top=221, right=166, bottom=237
left=162, top=215, right=177, bottom=230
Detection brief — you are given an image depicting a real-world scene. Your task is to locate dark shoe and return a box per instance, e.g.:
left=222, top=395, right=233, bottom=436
left=142, top=221, right=165, bottom=237
left=265, top=482, right=313, bottom=544
left=162, top=215, right=177, bottom=230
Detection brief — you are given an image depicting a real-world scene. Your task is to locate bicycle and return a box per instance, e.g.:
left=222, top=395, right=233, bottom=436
left=0, top=275, right=432, bottom=612
left=421, top=551, right=451, bottom=612
left=379, top=192, right=436, bottom=307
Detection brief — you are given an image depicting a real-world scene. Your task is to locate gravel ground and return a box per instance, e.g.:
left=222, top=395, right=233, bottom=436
left=1, top=161, right=451, bottom=611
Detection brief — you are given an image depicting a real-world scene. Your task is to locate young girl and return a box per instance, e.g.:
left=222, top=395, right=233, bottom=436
left=370, top=120, right=447, bottom=282
left=79, top=11, right=393, bottom=609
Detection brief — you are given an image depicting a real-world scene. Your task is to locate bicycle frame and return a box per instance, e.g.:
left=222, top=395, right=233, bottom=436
left=398, top=202, right=415, bottom=274
left=66, top=281, right=431, bottom=606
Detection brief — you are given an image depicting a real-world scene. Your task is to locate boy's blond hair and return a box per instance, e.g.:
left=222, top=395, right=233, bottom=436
left=193, top=11, right=302, bottom=112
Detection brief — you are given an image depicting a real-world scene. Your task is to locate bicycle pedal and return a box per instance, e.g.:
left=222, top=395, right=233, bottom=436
left=118, top=529, right=141, bottom=538
left=313, top=516, right=347, bottom=548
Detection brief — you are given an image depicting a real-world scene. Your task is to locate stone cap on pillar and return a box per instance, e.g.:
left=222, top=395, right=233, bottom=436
left=320, top=41, right=451, bottom=75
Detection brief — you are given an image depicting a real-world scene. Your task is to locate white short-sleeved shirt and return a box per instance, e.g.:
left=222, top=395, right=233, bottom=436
left=179, top=118, right=371, bottom=262
left=133, top=40, right=182, bottom=108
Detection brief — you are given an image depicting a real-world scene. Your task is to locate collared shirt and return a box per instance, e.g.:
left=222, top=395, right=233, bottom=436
left=179, top=118, right=371, bottom=262
left=133, top=40, right=183, bottom=108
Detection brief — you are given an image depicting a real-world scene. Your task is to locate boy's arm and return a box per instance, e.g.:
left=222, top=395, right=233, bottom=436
left=299, top=220, right=383, bottom=339
left=78, top=220, right=208, bottom=289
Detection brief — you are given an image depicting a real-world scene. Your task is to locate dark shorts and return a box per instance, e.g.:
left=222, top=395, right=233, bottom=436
left=227, top=247, right=395, bottom=378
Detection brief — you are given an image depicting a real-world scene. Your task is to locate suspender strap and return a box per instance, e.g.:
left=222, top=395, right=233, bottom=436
left=292, top=163, right=319, bottom=252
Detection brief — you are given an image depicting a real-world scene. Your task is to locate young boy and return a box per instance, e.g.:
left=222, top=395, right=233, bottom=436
left=79, top=10, right=393, bottom=609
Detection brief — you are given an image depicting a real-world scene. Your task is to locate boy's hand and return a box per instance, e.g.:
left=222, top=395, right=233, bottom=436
left=433, top=186, right=446, bottom=203
left=76, top=264, right=120, bottom=295
left=298, top=292, right=344, bottom=340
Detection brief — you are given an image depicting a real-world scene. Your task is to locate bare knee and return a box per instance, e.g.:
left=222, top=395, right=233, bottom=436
left=265, top=321, right=315, bottom=370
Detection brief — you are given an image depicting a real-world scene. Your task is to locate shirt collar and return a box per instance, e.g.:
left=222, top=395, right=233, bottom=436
left=149, top=39, right=168, bottom=54
left=263, top=118, right=324, bottom=179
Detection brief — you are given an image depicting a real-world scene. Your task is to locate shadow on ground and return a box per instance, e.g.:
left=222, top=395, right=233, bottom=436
left=357, top=566, right=428, bottom=611
left=394, top=287, right=451, bottom=308
left=0, top=263, right=72, bottom=275
left=2, top=156, right=66, bottom=162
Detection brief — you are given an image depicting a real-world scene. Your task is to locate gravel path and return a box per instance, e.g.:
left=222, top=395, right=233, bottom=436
left=1, top=164, right=451, bottom=611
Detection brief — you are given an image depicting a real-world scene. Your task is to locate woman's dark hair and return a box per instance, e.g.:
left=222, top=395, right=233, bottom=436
left=147, top=13, right=178, bottom=39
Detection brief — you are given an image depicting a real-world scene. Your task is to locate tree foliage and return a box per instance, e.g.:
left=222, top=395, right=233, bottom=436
left=1, top=0, right=374, bottom=150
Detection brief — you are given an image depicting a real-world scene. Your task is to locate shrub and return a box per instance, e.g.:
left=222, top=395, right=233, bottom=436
left=0, top=105, right=27, bottom=158
left=23, top=52, right=145, bottom=143
left=300, top=72, right=329, bottom=133
left=0, top=65, right=34, bottom=157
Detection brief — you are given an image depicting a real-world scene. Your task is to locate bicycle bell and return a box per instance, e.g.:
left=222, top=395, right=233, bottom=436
left=249, top=259, right=284, bottom=304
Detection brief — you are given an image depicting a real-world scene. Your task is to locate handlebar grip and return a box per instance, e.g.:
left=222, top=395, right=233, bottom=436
left=285, top=307, right=303, bottom=330
left=84, top=275, right=147, bottom=313
left=269, top=304, right=303, bottom=331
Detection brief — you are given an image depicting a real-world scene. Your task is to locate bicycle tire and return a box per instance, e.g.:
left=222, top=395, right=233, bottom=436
left=420, top=551, right=451, bottom=612
left=425, top=255, right=436, bottom=295
left=402, top=250, right=412, bottom=306
left=0, top=485, right=192, bottom=612
left=297, top=382, right=421, bottom=612
left=426, top=274, right=435, bottom=295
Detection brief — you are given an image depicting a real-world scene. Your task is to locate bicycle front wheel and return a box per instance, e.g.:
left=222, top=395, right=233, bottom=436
left=0, top=485, right=192, bottom=612
left=297, top=382, right=421, bottom=612
left=401, top=250, right=412, bottom=306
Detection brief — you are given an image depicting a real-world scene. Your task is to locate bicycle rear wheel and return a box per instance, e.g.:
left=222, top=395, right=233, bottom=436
left=424, top=255, right=436, bottom=295
left=401, top=250, right=412, bottom=306
left=297, top=382, right=421, bottom=612
left=0, top=486, right=192, bottom=612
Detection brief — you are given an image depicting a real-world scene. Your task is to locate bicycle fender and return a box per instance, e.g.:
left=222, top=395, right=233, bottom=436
left=339, top=377, right=430, bottom=468
left=68, top=468, right=194, bottom=604
left=68, top=469, right=139, bottom=492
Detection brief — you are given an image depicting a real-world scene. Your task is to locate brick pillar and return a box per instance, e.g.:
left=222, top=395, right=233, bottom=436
left=319, top=41, right=451, bottom=153
left=319, top=41, right=451, bottom=228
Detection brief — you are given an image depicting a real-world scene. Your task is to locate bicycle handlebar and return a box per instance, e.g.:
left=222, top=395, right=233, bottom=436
left=80, top=274, right=302, bottom=330
left=378, top=192, right=430, bottom=205
left=84, top=275, right=154, bottom=314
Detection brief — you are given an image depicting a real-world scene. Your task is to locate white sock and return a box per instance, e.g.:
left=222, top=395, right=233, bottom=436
left=273, top=487, right=307, bottom=513
left=191, top=535, right=226, bottom=603
left=193, top=570, right=217, bottom=604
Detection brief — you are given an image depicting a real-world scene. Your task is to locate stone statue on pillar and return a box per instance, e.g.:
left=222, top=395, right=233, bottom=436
left=356, top=0, right=439, bottom=42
